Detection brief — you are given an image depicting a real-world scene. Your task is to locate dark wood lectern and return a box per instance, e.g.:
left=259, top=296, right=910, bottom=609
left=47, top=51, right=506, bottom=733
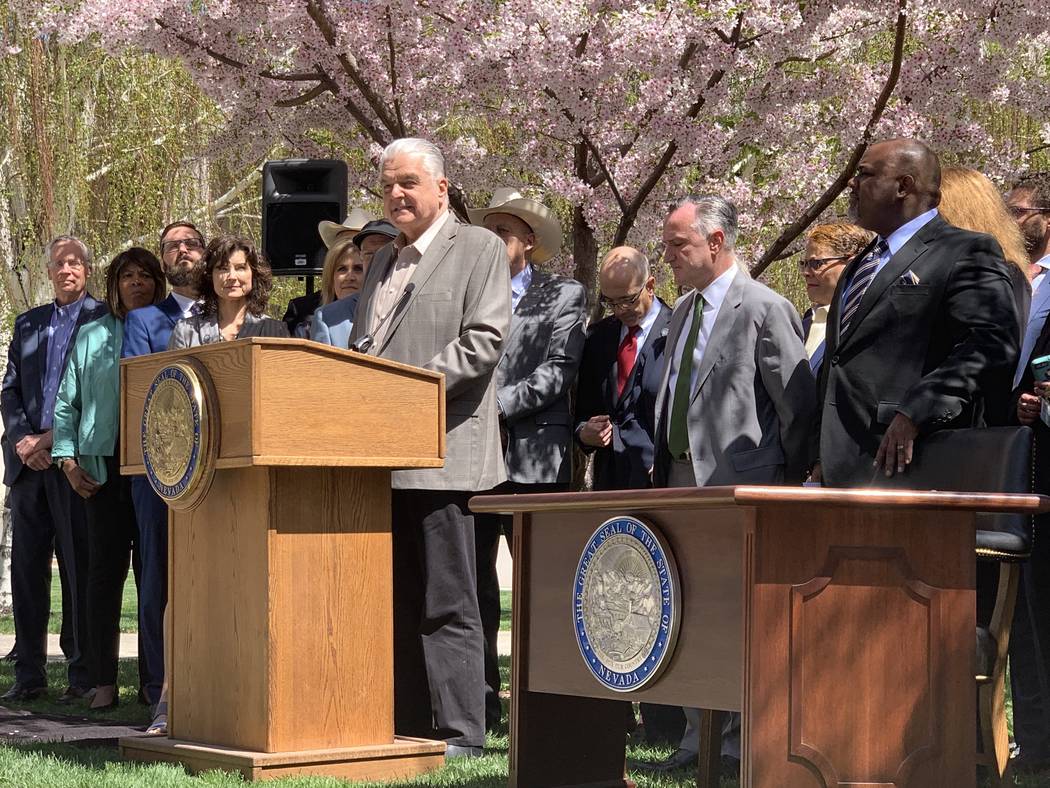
left=118, top=338, right=447, bottom=781
left=470, top=485, right=1049, bottom=788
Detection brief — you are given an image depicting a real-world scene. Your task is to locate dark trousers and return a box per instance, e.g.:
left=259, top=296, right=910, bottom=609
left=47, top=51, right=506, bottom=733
left=130, top=476, right=167, bottom=705
left=85, top=455, right=143, bottom=688
left=1010, top=521, right=1050, bottom=759
left=473, top=480, right=565, bottom=729
left=9, top=465, right=90, bottom=689
left=391, top=489, right=485, bottom=747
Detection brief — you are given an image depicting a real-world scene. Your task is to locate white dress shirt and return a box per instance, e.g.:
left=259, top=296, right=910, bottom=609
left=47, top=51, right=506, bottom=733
left=171, top=291, right=199, bottom=319
left=1031, top=254, right=1050, bottom=295
left=667, top=265, right=738, bottom=406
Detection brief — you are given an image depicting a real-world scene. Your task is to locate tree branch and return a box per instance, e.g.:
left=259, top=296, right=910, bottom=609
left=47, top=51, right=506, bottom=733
left=305, top=0, right=401, bottom=138
left=385, top=7, right=407, bottom=137
left=751, top=0, right=909, bottom=277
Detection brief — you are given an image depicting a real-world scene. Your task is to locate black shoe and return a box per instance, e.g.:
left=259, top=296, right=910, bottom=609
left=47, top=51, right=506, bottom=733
left=56, top=686, right=95, bottom=704
left=721, top=754, right=741, bottom=778
left=1012, top=751, right=1050, bottom=775
left=632, top=747, right=697, bottom=772
left=445, top=744, right=484, bottom=759
left=1, top=683, right=44, bottom=702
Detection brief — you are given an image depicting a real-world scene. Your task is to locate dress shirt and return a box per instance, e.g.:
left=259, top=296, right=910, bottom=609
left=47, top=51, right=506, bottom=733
left=171, top=291, right=199, bottom=319
left=844, top=209, right=939, bottom=295
left=805, top=304, right=828, bottom=356
left=619, top=294, right=663, bottom=351
left=667, top=264, right=738, bottom=407
left=40, top=294, right=86, bottom=430
left=510, top=264, right=533, bottom=311
left=1031, top=254, right=1050, bottom=295
left=370, top=211, right=450, bottom=341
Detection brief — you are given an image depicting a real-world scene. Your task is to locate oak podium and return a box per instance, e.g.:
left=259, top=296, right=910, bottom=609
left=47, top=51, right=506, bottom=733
left=117, top=337, right=447, bottom=781
left=470, top=485, right=1050, bottom=788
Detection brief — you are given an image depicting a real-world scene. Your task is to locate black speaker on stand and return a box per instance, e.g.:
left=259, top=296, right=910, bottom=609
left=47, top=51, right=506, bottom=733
left=261, top=159, right=348, bottom=284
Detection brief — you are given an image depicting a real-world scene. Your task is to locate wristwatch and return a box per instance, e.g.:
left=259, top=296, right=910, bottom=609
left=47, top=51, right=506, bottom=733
left=52, top=456, right=74, bottom=470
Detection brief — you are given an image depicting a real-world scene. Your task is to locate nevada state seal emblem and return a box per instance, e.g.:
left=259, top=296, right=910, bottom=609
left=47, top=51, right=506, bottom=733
left=573, top=516, right=680, bottom=692
left=141, top=359, right=217, bottom=510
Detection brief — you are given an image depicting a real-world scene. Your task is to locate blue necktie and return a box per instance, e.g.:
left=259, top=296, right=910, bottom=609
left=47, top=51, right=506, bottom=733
left=840, top=239, right=889, bottom=332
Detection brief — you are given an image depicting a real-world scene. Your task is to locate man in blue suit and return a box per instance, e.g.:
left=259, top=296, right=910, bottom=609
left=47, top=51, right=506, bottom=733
left=575, top=247, right=671, bottom=492
left=1, top=236, right=107, bottom=701
left=121, top=220, right=205, bottom=708
left=574, top=247, right=676, bottom=743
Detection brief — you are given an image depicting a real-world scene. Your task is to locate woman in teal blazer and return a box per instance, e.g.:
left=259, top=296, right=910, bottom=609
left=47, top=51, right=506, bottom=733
left=52, top=248, right=166, bottom=710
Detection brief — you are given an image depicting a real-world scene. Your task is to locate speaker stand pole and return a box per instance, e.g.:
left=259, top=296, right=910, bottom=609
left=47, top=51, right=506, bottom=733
left=306, top=275, right=315, bottom=295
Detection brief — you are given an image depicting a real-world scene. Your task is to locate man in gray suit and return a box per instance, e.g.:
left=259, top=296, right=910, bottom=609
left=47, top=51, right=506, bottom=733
left=348, top=138, right=511, bottom=758
left=645, top=195, right=815, bottom=774
left=467, top=188, right=587, bottom=729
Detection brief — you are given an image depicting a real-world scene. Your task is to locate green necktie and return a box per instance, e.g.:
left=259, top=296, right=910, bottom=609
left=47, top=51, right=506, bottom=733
left=668, top=296, right=704, bottom=459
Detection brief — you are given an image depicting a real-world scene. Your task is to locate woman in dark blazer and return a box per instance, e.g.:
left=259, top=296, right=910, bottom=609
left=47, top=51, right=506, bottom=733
left=52, top=247, right=167, bottom=710
left=169, top=236, right=288, bottom=349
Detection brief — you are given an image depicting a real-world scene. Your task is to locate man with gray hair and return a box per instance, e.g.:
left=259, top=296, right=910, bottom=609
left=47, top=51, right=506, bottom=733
left=642, top=196, right=814, bottom=775
left=349, top=138, right=510, bottom=757
left=1, top=236, right=107, bottom=702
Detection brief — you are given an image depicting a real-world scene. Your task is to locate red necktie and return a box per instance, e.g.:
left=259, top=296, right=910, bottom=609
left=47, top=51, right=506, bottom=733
left=616, top=325, right=641, bottom=397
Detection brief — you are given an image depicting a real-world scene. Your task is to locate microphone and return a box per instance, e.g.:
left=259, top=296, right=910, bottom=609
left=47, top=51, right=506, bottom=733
left=350, top=283, right=415, bottom=353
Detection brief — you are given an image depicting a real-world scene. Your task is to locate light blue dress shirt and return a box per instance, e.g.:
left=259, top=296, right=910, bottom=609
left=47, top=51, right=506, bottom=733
left=40, top=295, right=85, bottom=430
left=510, top=263, right=533, bottom=311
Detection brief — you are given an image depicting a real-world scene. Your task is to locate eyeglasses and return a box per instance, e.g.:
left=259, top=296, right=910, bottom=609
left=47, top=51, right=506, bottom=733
left=798, top=255, right=848, bottom=273
left=160, top=237, right=205, bottom=255
left=599, top=288, right=646, bottom=309
left=1008, top=206, right=1050, bottom=219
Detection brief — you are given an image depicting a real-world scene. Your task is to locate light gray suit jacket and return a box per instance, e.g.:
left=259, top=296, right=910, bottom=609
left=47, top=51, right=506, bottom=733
left=498, top=270, right=587, bottom=485
left=349, top=215, right=511, bottom=491
left=652, top=272, right=815, bottom=487
left=311, top=293, right=359, bottom=349
left=168, top=312, right=289, bottom=349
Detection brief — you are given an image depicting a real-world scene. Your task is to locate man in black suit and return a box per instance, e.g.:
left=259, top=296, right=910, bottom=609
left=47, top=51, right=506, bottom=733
left=812, top=139, right=1018, bottom=486
left=1, top=236, right=108, bottom=701
left=576, top=246, right=670, bottom=491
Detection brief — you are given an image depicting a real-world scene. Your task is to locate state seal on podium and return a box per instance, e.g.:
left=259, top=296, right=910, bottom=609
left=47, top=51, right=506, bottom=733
left=573, top=515, right=681, bottom=692
left=141, top=358, right=218, bottom=510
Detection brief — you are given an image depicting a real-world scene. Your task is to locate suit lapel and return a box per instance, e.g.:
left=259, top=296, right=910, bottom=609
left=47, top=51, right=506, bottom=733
left=691, top=273, right=745, bottom=402
left=378, top=215, right=458, bottom=354
left=836, top=217, right=941, bottom=349
left=159, top=294, right=182, bottom=327
left=614, top=301, right=670, bottom=409
left=503, top=270, right=549, bottom=353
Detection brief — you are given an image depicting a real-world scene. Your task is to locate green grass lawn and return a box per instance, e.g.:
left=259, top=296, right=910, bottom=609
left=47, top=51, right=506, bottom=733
left=0, top=588, right=1042, bottom=786
left=0, top=571, right=138, bottom=635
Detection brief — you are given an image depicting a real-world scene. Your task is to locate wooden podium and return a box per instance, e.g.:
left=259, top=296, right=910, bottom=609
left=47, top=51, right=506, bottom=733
left=470, top=485, right=1050, bottom=788
left=118, top=338, right=447, bottom=781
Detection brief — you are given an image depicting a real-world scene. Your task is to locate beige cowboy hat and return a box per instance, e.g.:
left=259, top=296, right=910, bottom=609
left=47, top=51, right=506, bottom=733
left=467, top=188, right=563, bottom=264
left=318, top=207, right=375, bottom=249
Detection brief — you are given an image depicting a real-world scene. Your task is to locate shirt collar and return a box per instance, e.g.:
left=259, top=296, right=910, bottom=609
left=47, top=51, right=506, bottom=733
left=53, top=293, right=86, bottom=318
left=811, top=304, right=829, bottom=324
left=634, top=294, right=662, bottom=336
left=1035, top=253, right=1050, bottom=271
left=396, top=210, right=450, bottom=258
left=699, top=263, right=738, bottom=311
left=510, top=263, right=533, bottom=298
left=170, top=291, right=198, bottom=316
left=884, top=208, right=938, bottom=257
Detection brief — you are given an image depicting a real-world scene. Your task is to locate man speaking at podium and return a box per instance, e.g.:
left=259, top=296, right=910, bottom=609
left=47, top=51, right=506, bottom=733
left=349, top=138, right=511, bottom=758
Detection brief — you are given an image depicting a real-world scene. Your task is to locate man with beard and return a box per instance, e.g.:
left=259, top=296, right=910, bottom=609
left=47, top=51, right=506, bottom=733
left=812, top=139, right=1017, bottom=486
left=122, top=220, right=206, bottom=716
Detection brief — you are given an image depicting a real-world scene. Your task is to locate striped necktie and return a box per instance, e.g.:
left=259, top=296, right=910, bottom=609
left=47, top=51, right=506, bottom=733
left=840, top=239, right=889, bottom=332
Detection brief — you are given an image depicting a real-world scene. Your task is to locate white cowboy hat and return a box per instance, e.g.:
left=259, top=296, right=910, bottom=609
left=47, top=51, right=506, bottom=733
left=318, top=207, right=375, bottom=249
left=467, top=188, right=563, bottom=264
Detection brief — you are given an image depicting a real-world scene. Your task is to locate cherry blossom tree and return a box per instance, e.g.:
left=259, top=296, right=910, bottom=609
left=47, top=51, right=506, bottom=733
left=15, top=0, right=1050, bottom=298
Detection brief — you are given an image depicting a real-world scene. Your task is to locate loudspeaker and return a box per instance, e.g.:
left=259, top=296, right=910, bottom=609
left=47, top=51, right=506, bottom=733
left=262, top=159, right=348, bottom=276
